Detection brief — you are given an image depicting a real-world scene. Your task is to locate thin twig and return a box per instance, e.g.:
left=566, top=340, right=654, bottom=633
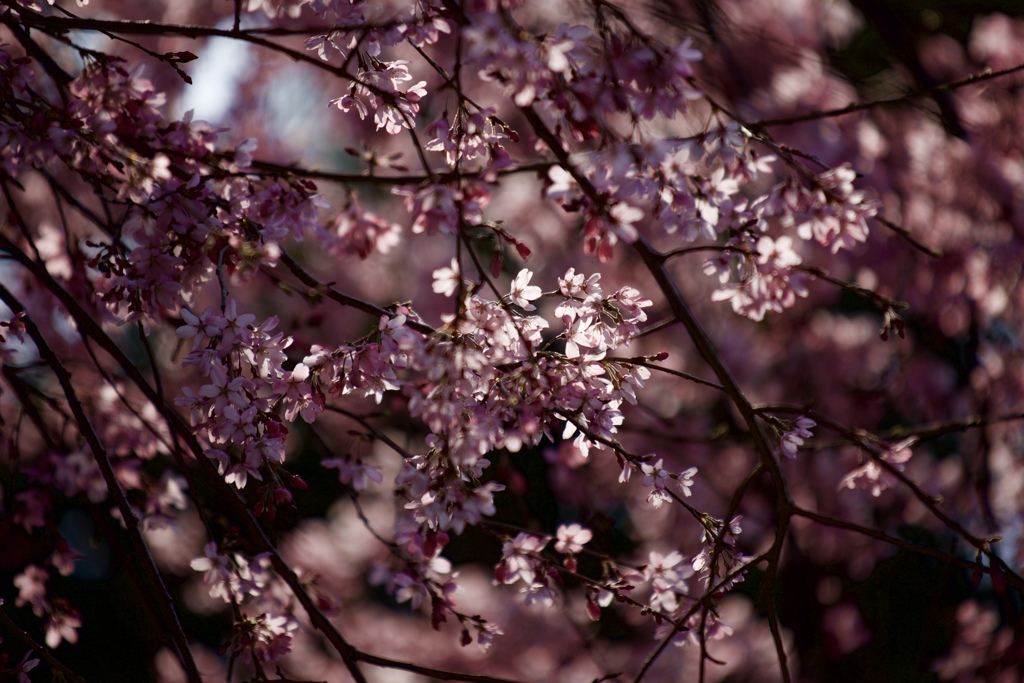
left=750, top=61, right=1024, bottom=128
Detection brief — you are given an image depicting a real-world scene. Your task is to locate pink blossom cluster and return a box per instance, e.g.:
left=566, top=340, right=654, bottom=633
left=174, top=300, right=301, bottom=490
left=190, top=542, right=298, bottom=663
left=0, top=49, right=338, bottom=324
left=13, top=566, right=81, bottom=649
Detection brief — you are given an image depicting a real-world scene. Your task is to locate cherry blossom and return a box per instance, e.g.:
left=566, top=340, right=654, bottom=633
left=44, top=606, right=82, bottom=649
left=775, top=416, right=816, bottom=459
left=3, top=1, right=1024, bottom=681
left=838, top=438, right=918, bottom=498
left=432, top=258, right=461, bottom=297
left=554, top=523, right=593, bottom=555
left=508, top=269, right=542, bottom=310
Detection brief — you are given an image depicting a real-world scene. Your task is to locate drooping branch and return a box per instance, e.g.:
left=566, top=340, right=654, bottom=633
left=0, top=283, right=204, bottom=683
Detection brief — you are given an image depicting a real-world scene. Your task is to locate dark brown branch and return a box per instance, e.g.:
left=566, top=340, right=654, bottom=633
left=759, top=403, right=1024, bottom=444
left=277, top=249, right=436, bottom=335
left=792, top=506, right=1005, bottom=576
left=750, top=61, right=1024, bottom=129
left=623, top=358, right=725, bottom=392
left=249, top=158, right=556, bottom=186
left=764, top=589, right=792, bottom=683
left=788, top=406, right=1024, bottom=592
left=356, top=652, right=525, bottom=683
left=0, top=602, right=86, bottom=683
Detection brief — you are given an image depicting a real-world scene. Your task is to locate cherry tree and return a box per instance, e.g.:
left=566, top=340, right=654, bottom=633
left=1, top=0, right=1023, bottom=681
